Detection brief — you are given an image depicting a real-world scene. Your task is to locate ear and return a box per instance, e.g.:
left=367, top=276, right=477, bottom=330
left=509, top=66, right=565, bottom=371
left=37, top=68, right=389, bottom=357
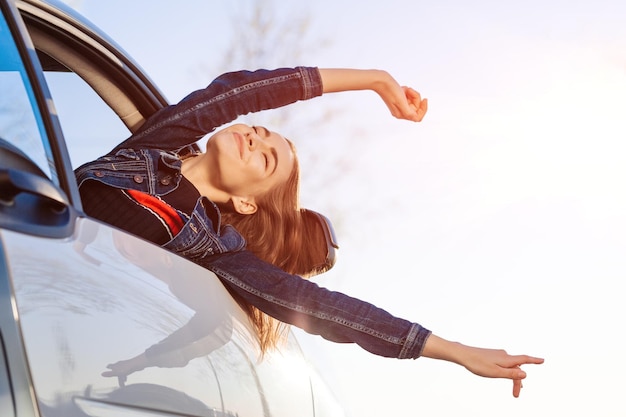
left=231, top=196, right=257, bottom=215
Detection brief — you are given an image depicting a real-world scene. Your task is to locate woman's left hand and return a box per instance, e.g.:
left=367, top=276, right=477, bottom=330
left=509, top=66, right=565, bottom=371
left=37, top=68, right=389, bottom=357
left=400, top=86, right=428, bottom=122
left=319, top=68, right=428, bottom=122
left=372, top=72, right=428, bottom=122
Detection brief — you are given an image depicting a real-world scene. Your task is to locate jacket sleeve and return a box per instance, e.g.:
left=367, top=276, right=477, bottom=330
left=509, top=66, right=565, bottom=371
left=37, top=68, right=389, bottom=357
left=112, top=67, right=323, bottom=152
left=203, top=250, right=432, bottom=359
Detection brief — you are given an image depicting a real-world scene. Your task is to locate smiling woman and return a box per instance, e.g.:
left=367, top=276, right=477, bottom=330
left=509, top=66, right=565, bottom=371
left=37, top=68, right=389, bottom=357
left=74, top=66, right=430, bottom=353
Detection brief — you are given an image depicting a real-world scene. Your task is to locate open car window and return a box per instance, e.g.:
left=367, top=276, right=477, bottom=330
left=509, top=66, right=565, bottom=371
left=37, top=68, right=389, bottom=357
left=43, top=65, right=131, bottom=167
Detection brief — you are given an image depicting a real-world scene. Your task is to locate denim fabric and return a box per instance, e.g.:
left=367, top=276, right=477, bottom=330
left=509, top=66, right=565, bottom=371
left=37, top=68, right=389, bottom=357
left=204, top=251, right=431, bottom=359
left=163, top=197, right=246, bottom=258
left=75, top=67, right=431, bottom=359
left=75, top=149, right=182, bottom=196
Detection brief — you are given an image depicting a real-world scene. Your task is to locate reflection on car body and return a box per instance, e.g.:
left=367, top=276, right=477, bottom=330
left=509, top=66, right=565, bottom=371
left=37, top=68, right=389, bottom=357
left=9, top=220, right=306, bottom=416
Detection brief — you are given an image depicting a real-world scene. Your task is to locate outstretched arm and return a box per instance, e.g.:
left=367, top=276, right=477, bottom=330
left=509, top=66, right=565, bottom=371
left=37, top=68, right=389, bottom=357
left=204, top=251, right=542, bottom=398
left=421, top=334, right=545, bottom=398
left=318, top=68, right=428, bottom=122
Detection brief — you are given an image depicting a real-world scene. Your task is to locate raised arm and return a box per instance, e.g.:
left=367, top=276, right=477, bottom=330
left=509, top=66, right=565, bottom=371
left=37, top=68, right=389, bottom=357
left=113, top=67, right=426, bottom=153
left=318, top=68, right=428, bottom=122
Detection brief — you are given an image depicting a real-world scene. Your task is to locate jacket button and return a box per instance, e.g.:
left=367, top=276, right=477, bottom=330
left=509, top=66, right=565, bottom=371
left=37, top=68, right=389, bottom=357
left=94, top=171, right=104, bottom=178
left=160, top=177, right=171, bottom=186
left=133, top=175, right=144, bottom=183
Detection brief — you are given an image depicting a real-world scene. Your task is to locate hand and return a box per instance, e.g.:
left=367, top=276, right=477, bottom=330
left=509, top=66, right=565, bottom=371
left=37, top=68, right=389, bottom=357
left=402, top=86, right=428, bottom=122
left=374, top=77, right=428, bottom=122
left=458, top=345, right=545, bottom=398
left=318, top=68, right=428, bottom=122
left=421, top=334, right=544, bottom=398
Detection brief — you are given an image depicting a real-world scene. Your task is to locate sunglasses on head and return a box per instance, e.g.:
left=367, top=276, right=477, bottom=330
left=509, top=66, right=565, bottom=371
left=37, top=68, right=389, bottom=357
left=302, top=209, right=339, bottom=272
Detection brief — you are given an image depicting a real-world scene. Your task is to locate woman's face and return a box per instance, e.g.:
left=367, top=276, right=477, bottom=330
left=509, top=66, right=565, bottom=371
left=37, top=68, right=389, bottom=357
left=205, top=124, right=295, bottom=198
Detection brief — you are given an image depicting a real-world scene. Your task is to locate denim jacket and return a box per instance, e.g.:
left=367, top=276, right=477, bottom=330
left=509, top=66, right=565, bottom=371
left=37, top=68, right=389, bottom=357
left=75, top=67, right=431, bottom=359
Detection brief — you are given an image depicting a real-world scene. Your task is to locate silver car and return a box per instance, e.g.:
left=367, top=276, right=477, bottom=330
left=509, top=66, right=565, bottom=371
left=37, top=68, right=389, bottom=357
left=0, top=0, right=344, bottom=416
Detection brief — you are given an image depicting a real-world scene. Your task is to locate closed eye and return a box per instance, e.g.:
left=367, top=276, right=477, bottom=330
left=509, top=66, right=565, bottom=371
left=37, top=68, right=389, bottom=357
left=252, top=126, right=277, bottom=174
left=253, top=125, right=270, bottom=138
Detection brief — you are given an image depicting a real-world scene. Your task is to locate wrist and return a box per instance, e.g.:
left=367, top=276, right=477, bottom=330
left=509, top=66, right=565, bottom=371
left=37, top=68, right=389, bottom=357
left=421, top=334, right=465, bottom=365
left=369, top=69, right=394, bottom=94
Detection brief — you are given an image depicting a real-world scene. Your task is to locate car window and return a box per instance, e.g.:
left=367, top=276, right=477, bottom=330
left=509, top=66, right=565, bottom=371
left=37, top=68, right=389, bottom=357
left=0, top=11, right=55, bottom=181
left=44, top=71, right=130, bottom=168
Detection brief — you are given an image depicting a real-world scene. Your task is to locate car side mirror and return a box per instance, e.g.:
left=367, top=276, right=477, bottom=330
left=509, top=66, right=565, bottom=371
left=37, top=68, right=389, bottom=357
left=0, top=138, right=74, bottom=238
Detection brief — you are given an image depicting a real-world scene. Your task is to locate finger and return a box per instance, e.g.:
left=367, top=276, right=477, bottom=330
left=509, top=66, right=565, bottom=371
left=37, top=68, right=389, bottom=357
left=492, top=365, right=526, bottom=381
left=512, top=379, right=523, bottom=398
left=414, top=98, right=428, bottom=122
left=404, top=88, right=423, bottom=111
left=507, top=355, right=545, bottom=367
left=404, top=86, right=422, bottom=102
left=525, top=356, right=545, bottom=365
left=392, top=93, right=426, bottom=122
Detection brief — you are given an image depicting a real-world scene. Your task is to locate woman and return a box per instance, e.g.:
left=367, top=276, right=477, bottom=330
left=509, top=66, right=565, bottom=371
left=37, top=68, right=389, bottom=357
left=76, top=66, right=543, bottom=397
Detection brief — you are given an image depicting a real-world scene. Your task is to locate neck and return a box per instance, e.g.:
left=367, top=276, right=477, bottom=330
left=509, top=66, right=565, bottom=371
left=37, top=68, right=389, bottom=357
left=181, top=154, right=229, bottom=203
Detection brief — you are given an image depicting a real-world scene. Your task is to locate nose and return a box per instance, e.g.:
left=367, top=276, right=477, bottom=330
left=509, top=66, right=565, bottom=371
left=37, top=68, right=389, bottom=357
left=245, top=131, right=264, bottom=151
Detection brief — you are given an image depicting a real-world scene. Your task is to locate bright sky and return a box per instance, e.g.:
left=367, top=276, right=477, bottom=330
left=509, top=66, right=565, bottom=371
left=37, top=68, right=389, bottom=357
left=61, top=1, right=626, bottom=416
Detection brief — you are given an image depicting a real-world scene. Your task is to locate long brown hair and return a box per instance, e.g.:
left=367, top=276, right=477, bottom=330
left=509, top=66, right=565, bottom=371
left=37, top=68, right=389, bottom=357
left=220, top=140, right=330, bottom=353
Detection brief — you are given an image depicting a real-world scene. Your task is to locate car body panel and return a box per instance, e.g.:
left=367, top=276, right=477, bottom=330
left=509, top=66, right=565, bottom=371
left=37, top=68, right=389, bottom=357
left=3, top=218, right=314, bottom=417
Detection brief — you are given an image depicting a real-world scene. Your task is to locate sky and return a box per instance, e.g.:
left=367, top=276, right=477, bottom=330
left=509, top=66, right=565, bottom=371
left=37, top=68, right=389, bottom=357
left=59, top=1, right=626, bottom=416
